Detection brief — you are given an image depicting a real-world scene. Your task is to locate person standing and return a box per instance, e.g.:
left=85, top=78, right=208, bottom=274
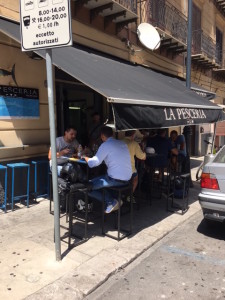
left=123, top=130, right=146, bottom=196
left=84, top=126, right=132, bottom=214
left=170, top=130, right=187, bottom=172
left=88, top=112, right=103, bottom=149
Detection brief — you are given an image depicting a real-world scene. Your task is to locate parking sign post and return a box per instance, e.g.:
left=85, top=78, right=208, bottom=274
left=20, top=0, right=72, bottom=51
left=20, top=0, right=72, bottom=261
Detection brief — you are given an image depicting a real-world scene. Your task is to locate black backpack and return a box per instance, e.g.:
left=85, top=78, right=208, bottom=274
left=60, top=162, right=87, bottom=184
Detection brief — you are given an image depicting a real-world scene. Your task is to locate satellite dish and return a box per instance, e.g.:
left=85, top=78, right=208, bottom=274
left=137, top=23, right=161, bottom=50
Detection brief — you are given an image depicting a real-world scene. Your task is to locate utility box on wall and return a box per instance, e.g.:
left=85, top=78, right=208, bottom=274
left=200, top=133, right=213, bottom=156
left=196, top=124, right=212, bottom=156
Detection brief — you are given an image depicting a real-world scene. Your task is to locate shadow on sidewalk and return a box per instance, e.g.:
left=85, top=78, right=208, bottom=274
left=62, top=179, right=200, bottom=256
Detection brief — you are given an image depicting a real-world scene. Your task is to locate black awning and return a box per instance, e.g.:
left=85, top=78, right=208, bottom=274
left=190, top=83, right=216, bottom=100
left=1, top=18, right=223, bottom=130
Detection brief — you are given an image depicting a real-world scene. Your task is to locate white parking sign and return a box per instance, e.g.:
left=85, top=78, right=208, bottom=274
left=20, top=0, right=72, bottom=51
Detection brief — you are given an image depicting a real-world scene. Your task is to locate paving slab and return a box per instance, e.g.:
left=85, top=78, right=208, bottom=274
left=0, top=162, right=203, bottom=300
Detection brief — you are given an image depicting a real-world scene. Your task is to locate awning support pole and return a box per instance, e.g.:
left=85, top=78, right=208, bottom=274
left=46, top=49, right=61, bottom=261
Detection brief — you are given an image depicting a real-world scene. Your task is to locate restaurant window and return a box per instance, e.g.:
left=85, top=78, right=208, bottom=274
left=216, top=27, right=223, bottom=66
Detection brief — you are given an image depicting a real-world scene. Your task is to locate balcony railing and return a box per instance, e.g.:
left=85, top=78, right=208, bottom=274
left=75, top=0, right=138, bottom=32
left=139, top=0, right=187, bottom=45
left=192, top=30, right=216, bottom=60
left=117, top=0, right=137, bottom=14
left=215, top=46, right=223, bottom=67
left=214, top=0, right=225, bottom=18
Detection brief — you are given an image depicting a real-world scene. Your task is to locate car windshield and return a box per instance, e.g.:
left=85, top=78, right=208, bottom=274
left=213, top=146, right=225, bottom=163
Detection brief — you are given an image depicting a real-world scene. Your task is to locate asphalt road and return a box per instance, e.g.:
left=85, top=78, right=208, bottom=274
left=86, top=211, right=225, bottom=300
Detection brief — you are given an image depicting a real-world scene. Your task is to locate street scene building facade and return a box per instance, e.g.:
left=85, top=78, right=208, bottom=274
left=0, top=0, right=225, bottom=163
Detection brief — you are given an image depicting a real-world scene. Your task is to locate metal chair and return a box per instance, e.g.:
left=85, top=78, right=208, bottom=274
left=102, top=183, right=133, bottom=241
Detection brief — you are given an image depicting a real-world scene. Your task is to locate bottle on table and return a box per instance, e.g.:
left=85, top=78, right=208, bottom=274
left=77, top=144, right=83, bottom=159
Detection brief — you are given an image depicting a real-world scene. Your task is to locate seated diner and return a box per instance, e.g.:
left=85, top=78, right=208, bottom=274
left=123, top=130, right=146, bottom=197
left=48, top=126, right=80, bottom=176
left=146, top=128, right=178, bottom=171
left=84, top=126, right=132, bottom=214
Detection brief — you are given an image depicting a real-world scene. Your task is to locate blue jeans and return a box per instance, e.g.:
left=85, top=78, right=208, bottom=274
left=89, top=174, right=128, bottom=206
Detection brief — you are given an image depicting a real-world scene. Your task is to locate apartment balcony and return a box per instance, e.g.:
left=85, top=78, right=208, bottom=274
left=215, top=46, right=223, bottom=67
left=75, top=0, right=138, bottom=32
left=214, top=0, right=225, bottom=17
left=139, top=0, right=187, bottom=56
left=212, top=47, right=225, bottom=81
left=191, top=30, right=219, bottom=69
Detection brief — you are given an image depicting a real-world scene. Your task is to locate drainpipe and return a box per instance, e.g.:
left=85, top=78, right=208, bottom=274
left=185, top=0, right=193, bottom=187
left=186, top=0, right=192, bottom=89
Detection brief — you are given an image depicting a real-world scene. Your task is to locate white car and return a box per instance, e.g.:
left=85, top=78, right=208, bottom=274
left=198, top=145, right=225, bottom=222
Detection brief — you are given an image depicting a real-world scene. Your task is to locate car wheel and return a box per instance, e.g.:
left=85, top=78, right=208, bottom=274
left=203, top=217, right=217, bottom=226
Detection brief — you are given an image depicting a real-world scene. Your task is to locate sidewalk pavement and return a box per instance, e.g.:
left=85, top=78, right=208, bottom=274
left=0, top=164, right=202, bottom=300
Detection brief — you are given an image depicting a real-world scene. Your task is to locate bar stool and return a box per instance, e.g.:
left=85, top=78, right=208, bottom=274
left=102, top=183, right=133, bottom=241
left=67, top=183, right=89, bottom=249
left=0, top=165, right=7, bottom=213
left=32, top=160, right=49, bottom=200
left=7, top=163, right=30, bottom=210
left=145, top=154, right=168, bottom=204
left=167, top=172, right=190, bottom=214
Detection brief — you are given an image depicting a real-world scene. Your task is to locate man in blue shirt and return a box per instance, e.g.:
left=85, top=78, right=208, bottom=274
left=84, top=126, right=132, bottom=214
left=147, top=129, right=178, bottom=168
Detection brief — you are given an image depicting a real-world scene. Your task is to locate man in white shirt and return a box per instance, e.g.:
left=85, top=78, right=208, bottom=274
left=85, top=126, right=132, bottom=214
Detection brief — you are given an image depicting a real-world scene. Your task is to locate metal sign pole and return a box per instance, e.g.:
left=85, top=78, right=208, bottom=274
left=46, top=49, right=61, bottom=261
left=20, top=0, right=72, bottom=261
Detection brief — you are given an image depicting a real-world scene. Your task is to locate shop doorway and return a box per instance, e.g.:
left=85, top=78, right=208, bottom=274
left=55, top=81, right=104, bottom=146
left=190, top=125, right=196, bottom=156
